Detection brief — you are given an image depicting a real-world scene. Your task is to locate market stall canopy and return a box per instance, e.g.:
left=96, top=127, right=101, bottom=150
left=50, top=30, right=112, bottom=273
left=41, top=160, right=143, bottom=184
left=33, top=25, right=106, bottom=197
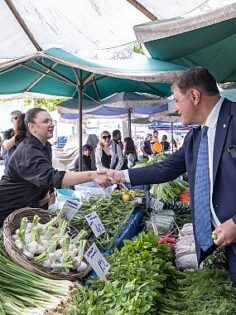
left=0, top=47, right=186, bottom=97
left=134, top=2, right=236, bottom=83
left=57, top=92, right=167, bottom=118
left=58, top=103, right=169, bottom=120
left=128, top=0, right=235, bottom=20
left=0, top=47, right=185, bottom=169
left=0, top=0, right=150, bottom=59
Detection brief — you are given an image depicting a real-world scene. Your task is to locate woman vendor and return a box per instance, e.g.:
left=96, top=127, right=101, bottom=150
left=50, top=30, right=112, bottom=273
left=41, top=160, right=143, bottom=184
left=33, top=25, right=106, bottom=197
left=0, top=108, right=109, bottom=226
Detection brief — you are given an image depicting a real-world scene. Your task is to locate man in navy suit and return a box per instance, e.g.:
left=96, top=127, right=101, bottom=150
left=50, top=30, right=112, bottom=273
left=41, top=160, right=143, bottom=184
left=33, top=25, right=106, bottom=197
left=107, top=67, right=236, bottom=284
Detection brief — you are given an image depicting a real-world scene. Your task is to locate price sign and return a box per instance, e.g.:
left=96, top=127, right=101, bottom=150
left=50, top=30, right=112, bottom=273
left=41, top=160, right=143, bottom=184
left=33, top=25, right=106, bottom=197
left=84, top=243, right=110, bottom=281
left=85, top=211, right=106, bottom=237
left=150, top=196, right=164, bottom=212
left=57, top=199, right=82, bottom=221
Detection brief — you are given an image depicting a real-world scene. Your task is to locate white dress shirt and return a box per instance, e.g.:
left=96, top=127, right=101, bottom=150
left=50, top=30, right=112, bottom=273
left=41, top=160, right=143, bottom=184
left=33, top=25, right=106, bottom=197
left=204, top=97, right=224, bottom=227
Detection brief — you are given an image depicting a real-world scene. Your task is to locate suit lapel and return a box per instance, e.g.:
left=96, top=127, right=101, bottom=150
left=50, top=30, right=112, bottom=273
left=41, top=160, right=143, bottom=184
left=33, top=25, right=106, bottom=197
left=213, top=99, right=232, bottom=184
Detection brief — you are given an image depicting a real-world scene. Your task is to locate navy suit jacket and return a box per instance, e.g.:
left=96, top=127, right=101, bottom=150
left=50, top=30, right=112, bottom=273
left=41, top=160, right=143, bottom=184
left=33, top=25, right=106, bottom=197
left=129, top=98, right=236, bottom=262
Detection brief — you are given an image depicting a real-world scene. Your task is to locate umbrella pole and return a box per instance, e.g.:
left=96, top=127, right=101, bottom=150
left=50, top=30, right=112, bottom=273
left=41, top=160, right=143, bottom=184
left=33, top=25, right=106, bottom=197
left=78, top=84, right=83, bottom=172
left=128, top=108, right=132, bottom=137
left=171, top=122, right=174, bottom=153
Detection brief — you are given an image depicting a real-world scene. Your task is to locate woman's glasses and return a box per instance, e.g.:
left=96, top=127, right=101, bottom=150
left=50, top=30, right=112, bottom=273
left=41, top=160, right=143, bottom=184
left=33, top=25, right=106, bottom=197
left=102, top=135, right=111, bottom=140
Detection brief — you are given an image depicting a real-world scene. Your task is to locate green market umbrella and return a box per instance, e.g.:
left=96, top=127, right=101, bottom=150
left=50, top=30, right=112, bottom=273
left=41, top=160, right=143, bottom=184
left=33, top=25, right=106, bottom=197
left=0, top=47, right=186, bottom=169
left=134, top=2, right=236, bottom=83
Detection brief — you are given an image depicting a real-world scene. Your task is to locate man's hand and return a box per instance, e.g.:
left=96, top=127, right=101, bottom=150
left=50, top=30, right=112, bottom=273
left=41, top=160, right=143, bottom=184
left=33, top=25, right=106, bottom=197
left=213, top=218, right=236, bottom=246
left=106, top=170, right=125, bottom=184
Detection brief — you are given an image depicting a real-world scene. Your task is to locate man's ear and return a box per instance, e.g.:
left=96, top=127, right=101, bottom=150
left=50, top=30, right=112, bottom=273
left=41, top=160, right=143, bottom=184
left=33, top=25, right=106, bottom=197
left=190, top=88, right=201, bottom=105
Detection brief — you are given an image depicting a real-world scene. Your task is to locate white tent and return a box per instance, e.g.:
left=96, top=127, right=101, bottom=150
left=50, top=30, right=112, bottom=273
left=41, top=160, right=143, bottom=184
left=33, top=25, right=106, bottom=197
left=0, top=0, right=149, bottom=59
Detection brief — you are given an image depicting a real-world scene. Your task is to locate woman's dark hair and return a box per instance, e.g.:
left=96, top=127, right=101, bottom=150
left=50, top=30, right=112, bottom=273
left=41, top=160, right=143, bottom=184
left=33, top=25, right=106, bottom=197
left=82, top=144, right=93, bottom=151
left=24, top=108, right=47, bottom=129
left=124, top=137, right=137, bottom=159
left=172, top=67, right=219, bottom=96
left=15, top=113, right=27, bottom=145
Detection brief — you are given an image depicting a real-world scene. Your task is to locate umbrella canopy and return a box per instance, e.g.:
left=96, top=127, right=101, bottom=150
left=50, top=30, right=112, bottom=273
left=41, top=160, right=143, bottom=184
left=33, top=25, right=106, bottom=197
left=0, top=0, right=150, bottom=59
left=57, top=92, right=170, bottom=136
left=0, top=47, right=185, bottom=169
left=134, top=2, right=236, bottom=83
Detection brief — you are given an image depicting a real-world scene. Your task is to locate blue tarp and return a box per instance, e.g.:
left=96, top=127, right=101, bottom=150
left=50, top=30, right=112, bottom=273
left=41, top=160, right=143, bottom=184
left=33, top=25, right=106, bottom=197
left=59, top=103, right=168, bottom=119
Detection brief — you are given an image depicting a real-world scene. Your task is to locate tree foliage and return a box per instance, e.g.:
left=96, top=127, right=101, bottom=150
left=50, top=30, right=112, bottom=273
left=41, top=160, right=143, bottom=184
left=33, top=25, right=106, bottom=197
left=24, top=98, right=66, bottom=112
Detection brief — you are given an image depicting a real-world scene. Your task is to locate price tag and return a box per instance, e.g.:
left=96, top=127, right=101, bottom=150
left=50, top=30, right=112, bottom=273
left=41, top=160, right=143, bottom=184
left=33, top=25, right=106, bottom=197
left=84, top=243, right=110, bottom=281
left=149, top=196, right=164, bottom=212
left=85, top=211, right=106, bottom=237
left=57, top=199, right=82, bottom=222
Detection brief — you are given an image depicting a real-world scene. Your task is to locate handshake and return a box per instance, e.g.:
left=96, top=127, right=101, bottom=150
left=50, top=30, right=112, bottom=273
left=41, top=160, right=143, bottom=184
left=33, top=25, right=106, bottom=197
left=94, top=169, right=126, bottom=188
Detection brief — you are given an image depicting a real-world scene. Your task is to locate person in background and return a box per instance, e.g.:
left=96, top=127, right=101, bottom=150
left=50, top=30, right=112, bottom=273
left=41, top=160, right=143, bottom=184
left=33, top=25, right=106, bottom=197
left=2, top=110, right=22, bottom=167
left=141, top=133, right=152, bottom=158
left=123, top=137, right=138, bottom=169
left=151, top=130, right=162, bottom=154
left=95, top=130, right=123, bottom=170
left=0, top=108, right=109, bottom=227
left=74, top=144, right=94, bottom=171
left=106, top=67, right=236, bottom=286
left=112, top=129, right=124, bottom=152
left=161, top=134, right=170, bottom=152
left=171, top=137, right=178, bottom=150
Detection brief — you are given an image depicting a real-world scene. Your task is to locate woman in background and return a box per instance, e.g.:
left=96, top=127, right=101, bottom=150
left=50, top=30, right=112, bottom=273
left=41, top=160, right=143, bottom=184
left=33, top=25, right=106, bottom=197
left=74, top=144, right=94, bottom=171
left=123, top=137, right=138, bottom=169
left=95, top=130, right=123, bottom=170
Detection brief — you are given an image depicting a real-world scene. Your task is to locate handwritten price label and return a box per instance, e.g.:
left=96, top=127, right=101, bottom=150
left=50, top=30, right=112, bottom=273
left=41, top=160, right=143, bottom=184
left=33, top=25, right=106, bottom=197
left=85, top=211, right=106, bottom=237
left=57, top=200, right=82, bottom=221
left=84, top=243, right=110, bottom=281
left=150, top=197, right=164, bottom=212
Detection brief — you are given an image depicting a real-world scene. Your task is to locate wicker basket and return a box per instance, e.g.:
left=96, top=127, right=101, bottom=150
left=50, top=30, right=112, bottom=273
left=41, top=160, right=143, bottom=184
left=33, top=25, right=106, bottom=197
left=3, top=207, right=91, bottom=281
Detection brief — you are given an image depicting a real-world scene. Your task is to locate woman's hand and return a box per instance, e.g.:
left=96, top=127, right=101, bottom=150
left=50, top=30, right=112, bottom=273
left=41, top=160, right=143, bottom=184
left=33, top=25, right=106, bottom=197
left=212, top=218, right=236, bottom=246
left=94, top=170, right=111, bottom=187
left=38, top=192, right=50, bottom=207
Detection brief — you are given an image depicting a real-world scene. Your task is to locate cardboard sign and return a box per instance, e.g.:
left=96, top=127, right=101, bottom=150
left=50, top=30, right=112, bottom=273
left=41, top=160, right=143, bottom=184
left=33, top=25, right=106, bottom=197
left=57, top=199, right=82, bottom=221
left=84, top=243, right=110, bottom=281
left=85, top=211, right=106, bottom=237
left=149, top=196, right=164, bottom=212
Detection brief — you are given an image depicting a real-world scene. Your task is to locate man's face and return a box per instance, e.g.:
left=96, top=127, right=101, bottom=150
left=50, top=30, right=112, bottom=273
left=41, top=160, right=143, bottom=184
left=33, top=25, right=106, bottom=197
left=116, top=132, right=121, bottom=141
left=173, top=86, right=197, bottom=125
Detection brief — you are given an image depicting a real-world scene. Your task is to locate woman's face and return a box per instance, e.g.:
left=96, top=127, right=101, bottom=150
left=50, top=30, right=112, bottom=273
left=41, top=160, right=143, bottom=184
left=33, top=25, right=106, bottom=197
left=83, top=149, right=92, bottom=156
left=101, top=133, right=111, bottom=147
left=28, top=111, right=55, bottom=142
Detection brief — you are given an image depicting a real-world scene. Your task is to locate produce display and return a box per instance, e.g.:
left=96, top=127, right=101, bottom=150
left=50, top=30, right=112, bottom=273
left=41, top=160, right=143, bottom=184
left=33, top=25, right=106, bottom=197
left=136, top=153, right=189, bottom=203
left=0, top=236, right=77, bottom=315
left=0, top=168, right=234, bottom=315
left=150, top=177, right=189, bottom=203
left=177, top=269, right=236, bottom=314
left=71, top=191, right=135, bottom=250
left=163, top=200, right=192, bottom=228
left=13, top=215, right=88, bottom=274
left=66, top=231, right=185, bottom=315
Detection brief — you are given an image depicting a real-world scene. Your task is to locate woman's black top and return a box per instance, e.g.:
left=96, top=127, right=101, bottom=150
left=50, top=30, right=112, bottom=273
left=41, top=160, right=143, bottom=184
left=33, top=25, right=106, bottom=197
left=101, top=150, right=111, bottom=168
left=74, top=155, right=92, bottom=171
left=0, top=134, right=65, bottom=226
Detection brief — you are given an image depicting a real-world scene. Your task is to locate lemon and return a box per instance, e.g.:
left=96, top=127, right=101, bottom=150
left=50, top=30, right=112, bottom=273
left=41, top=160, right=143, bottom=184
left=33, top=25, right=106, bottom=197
left=128, top=190, right=136, bottom=199
left=122, top=194, right=130, bottom=202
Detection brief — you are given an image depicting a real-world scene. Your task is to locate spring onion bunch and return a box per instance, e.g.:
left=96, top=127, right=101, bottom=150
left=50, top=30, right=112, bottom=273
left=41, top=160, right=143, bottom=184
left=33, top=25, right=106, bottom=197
left=0, top=237, right=79, bottom=314
left=13, top=215, right=88, bottom=273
